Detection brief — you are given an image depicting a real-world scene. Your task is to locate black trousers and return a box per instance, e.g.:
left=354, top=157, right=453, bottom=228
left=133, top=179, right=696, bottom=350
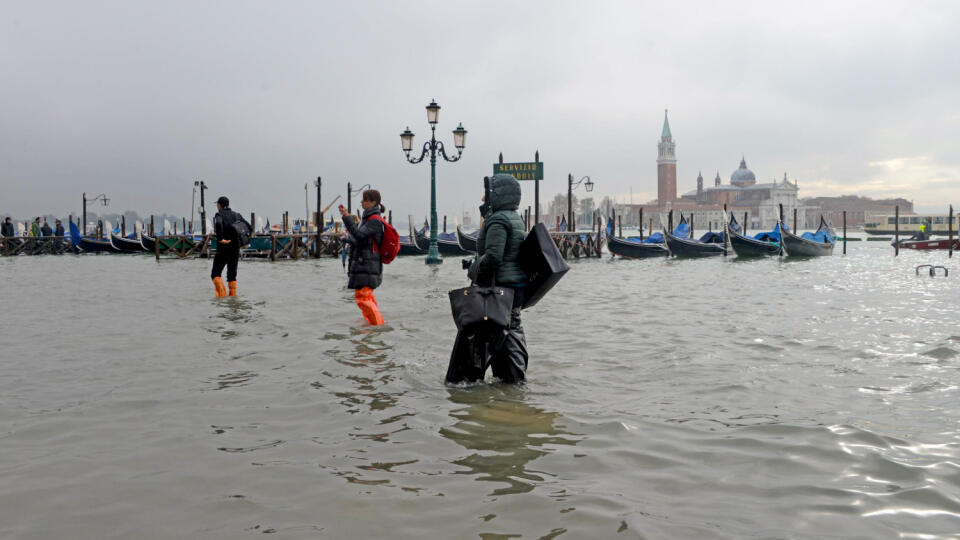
left=445, top=288, right=528, bottom=385
left=211, top=246, right=239, bottom=281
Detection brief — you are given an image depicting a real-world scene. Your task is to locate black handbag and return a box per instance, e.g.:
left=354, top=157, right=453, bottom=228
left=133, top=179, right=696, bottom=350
left=448, top=285, right=515, bottom=331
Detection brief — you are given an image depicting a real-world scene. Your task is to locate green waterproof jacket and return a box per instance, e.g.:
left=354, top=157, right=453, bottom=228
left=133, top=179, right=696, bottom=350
left=471, top=174, right=527, bottom=286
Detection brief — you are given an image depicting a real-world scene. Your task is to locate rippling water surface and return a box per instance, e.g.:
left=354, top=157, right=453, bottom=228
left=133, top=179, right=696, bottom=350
left=2, top=240, right=960, bottom=539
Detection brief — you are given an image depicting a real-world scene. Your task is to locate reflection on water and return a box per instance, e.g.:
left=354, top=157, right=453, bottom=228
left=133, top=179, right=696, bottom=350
left=207, top=297, right=258, bottom=340
left=326, top=327, right=404, bottom=415
left=441, top=387, right=580, bottom=496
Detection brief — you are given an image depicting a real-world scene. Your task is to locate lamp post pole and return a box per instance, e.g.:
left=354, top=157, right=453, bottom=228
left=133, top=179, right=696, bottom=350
left=400, top=100, right=467, bottom=265
left=198, top=181, right=207, bottom=235
left=428, top=125, right=439, bottom=262
left=83, top=193, right=110, bottom=236
left=315, top=177, right=322, bottom=231
left=191, top=185, right=197, bottom=234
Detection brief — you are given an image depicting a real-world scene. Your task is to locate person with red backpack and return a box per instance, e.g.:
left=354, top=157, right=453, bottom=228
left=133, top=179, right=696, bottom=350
left=339, top=189, right=399, bottom=326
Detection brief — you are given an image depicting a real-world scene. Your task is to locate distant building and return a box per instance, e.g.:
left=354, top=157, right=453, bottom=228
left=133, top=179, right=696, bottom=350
left=645, top=111, right=814, bottom=229
left=656, top=110, right=677, bottom=208
left=800, top=195, right=913, bottom=228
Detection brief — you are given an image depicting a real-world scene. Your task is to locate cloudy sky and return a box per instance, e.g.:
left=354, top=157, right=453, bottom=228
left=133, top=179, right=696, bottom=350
left=2, top=0, right=958, bottom=222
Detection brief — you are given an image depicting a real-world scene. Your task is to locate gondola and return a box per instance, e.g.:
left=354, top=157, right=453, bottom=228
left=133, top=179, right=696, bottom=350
left=663, top=216, right=725, bottom=257
left=727, top=214, right=782, bottom=257
left=436, top=231, right=472, bottom=255
left=398, top=217, right=426, bottom=256
left=111, top=233, right=148, bottom=253
left=79, top=235, right=121, bottom=253
left=140, top=234, right=157, bottom=252
left=606, top=234, right=669, bottom=258
left=605, top=220, right=668, bottom=258
left=780, top=215, right=835, bottom=257
left=456, top=225, right=478, bottom=253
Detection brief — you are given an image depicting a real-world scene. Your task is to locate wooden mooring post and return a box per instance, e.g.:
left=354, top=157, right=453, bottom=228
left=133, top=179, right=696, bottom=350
left=843, top=211, right=847, bottom=255
left=793, top=208, right=797, bottom=233
left=723, top=204, right=728, bottom=256
left=639, top=208, right=644, bottom=240
left=121, top=216, right=126, bottom=237
left=744, top=212, right=748, bottom=235
left=618, top=215, right=622, bottom=237
left=894, top=205, right=899, bottom=256
left=949, top=204, right=954, bottom=259
left=150, top=216, right=155, bottom=236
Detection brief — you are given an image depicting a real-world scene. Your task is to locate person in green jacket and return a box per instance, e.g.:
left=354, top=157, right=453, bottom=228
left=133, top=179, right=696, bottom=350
left=446, top=174, right=529, bottom=384
left=30, top=218, right=41, bottom=237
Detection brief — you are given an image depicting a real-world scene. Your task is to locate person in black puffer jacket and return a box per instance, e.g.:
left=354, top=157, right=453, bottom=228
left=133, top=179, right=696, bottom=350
left=446, top=174, right=529, bottom=384
left=211, top=196, right=251, bottom=297
left=340, top=189, right=386, bottom=326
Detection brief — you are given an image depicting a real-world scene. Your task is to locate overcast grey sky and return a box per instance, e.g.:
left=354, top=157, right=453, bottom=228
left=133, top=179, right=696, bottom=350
left=2, top=0, right=958, bottom=221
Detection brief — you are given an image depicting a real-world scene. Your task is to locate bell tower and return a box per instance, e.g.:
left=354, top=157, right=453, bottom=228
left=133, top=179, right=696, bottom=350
left=657, top=109, right=677, bottom=208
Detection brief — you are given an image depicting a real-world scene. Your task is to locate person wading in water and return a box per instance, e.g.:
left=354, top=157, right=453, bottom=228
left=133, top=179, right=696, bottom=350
left=211, top=196, right=251, bottom=297
left=446, top=174, right=528, bottom=384
left=339, top=189, right=388, bottom=326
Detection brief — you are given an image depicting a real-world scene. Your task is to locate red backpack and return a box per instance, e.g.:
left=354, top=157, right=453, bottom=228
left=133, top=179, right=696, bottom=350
left=366, top=215, right=401, bottom=264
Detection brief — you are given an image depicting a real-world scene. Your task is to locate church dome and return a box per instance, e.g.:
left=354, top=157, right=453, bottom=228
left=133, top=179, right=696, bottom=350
left=730, top=157, right=756, bottom=187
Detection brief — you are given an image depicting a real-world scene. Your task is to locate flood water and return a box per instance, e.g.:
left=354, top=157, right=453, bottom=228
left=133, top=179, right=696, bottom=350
left=2, top=240, right=960, bottom=539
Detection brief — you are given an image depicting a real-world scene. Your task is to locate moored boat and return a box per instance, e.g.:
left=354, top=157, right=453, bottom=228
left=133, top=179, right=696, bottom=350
left=780, top=215, right=835, bottom=257
left=79, top=236, right=121, bottom=253
left=663, top=216, right=725, bottom=258
left=111, top=233, right=148, bottom=253
left=436, top=231, right=472, bottom=255
left=398, top=217, right=426, bottom=256
left=456, top=225, right=478, bottom=253
left=727, top=214, right=782, bottom=257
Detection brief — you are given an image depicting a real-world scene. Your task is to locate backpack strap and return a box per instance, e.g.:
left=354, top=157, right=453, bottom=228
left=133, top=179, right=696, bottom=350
left=364, top=214, right=386, bottom=253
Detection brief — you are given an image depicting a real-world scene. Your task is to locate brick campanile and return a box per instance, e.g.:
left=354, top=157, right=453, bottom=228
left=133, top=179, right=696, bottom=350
left=657, top=109, right=677, bottom=208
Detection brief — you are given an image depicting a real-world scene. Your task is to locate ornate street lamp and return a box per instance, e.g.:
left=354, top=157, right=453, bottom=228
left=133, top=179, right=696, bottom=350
left=194, top=180, right=208, bottom=235
left=567, top=174, right=594, bottom=232
left=347, top=182, right=371, bottom=214
left=399, top=99, right=466, bottom=264
left=82, top=192, right=109, bottom=236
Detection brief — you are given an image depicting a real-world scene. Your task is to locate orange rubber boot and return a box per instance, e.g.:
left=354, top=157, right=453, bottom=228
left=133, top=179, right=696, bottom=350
left=354, top=287, right=385, bottom=326
left=228, top=281, right=237, bottom=297
left=213, top=277, right=227, bottom=297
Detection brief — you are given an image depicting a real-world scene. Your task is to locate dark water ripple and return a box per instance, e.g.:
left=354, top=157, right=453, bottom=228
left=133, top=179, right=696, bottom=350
left=2, top=241, right=960, bottom=538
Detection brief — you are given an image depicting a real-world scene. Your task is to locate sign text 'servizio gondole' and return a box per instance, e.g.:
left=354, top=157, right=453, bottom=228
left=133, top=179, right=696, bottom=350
left=493, top=162, right=543, bottom=181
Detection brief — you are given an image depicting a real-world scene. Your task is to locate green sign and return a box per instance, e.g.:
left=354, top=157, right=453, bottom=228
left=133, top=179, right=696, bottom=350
left=493, top=162, right=543, bottom=181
